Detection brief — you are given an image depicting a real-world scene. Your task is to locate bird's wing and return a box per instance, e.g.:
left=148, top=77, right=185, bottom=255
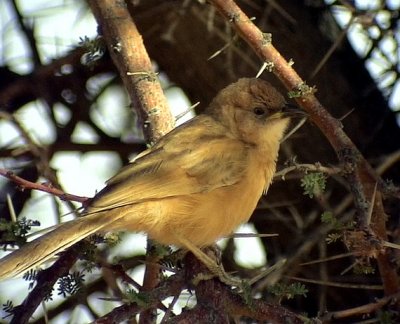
left=88, top=116, right=249, bottom=211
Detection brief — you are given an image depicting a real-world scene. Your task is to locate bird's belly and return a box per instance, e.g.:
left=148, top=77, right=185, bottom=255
left=141, top=175, right=266, bottom=247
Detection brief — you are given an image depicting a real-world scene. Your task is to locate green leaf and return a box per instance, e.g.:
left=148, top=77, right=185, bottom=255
left=301, top=172, right=326, bottom=198
left=268, top=282, right=308, bottom=300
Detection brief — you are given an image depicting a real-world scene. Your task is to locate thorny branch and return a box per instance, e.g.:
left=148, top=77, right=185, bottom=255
left=87, top=0, right=174, bottom=143
left=92, top=254, right=307, bottom=324
left=10, top=245, right=81, bottom=324
left=209, top=0, right=399, bottom=296
left=0, top=168, right=88, bottom=204
left=86, top=1, right=176, bottom=323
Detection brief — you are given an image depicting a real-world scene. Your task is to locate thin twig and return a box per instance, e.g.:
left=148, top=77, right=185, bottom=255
left=321, top=291, right=400, bottom=321
left=0, top=168, right=88, bottom=203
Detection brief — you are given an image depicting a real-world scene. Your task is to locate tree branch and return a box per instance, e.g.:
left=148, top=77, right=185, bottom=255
left=86, top=2, right=176, bottom=322
left=10, top=245, right=81, bottom=324
left=87, top=0, right=174, bottom=143
left=209, top=0, right=399, bottom=296
left=0, top=168, right=88, bottom=203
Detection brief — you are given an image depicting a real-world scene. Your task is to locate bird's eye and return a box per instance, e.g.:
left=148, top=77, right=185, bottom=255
left=253, top=107, right=266, bottom=116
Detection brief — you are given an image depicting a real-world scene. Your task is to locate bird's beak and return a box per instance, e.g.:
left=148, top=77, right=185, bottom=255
left=279, top=103, right=307, bottom=143
left=281, top=103, right=307, bottom=117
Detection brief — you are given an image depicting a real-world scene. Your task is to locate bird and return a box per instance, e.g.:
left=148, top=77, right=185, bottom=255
left=0, top=78, right=300, bottom=281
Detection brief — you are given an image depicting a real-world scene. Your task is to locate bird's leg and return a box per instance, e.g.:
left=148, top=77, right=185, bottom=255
left=173, top=234, right=242, bottom=287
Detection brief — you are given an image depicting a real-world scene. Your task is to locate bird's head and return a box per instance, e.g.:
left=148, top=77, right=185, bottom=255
left=206, top=78, right=303, bottom=149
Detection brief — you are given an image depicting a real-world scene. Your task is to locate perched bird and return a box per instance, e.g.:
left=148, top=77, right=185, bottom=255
left=0, top=78, right=299, bottom=280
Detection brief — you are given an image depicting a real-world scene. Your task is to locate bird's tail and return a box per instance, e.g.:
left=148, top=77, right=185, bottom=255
left=0, top=211, right=110, bottom=280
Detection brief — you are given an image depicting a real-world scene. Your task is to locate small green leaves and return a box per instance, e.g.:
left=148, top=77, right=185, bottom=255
left=269, top=282, right=308, bottom=301
left=326, top=233, right=342, bottom=244
left=301, top=172, right=326, bottom=198
left=377, top=310, right=396, bottom=324
left=2, top=300, right=14, bottom=319
left=288, top=83, right=317, bottom=98
left=321, top=211, right=334, bottom=224
left=23, top=269, right=39, bottom=290
left=0, top=217, right=40, bottom=248
left=125, top=289, right=150, bottom=307
left=104, top=232, right=122, bottom=247
left=321, top=211, right=355, bottom=244
left=79, top=35, right=105, bottom=66
left=23, top=268, right=38, bottom=281
left=44, top=288, right=55, bottom=302
left=57, top=271, right=85, bottom=298
left=321, top=211, right=344, bottom=229
left=353, top=263, right=375, bottom=275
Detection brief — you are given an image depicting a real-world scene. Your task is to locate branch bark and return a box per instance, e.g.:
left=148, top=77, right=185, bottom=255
left=86, top=1, right=176, bottom=322
left=87, top=0, right=174, bottom=143
left=10, top=245, right=81, bottom=324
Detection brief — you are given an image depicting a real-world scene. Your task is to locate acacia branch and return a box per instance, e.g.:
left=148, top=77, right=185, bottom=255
left=321, top=291, right=400, bottom=321
left=87, top=0, right=174, bottom=143
left=92, top=254, right=308, bottom=324
left=209, top=0, right=399, bottom=296
left=86, top=1, right=176, bottom=322
left=10, top=245, right=81, bottom=324
left=0, top=168, right=88, bottom=204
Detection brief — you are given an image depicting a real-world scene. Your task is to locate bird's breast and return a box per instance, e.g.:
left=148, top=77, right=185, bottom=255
left=142, top=156, right=272, bottom=247
left=108, top=152, right=277, bottom=248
